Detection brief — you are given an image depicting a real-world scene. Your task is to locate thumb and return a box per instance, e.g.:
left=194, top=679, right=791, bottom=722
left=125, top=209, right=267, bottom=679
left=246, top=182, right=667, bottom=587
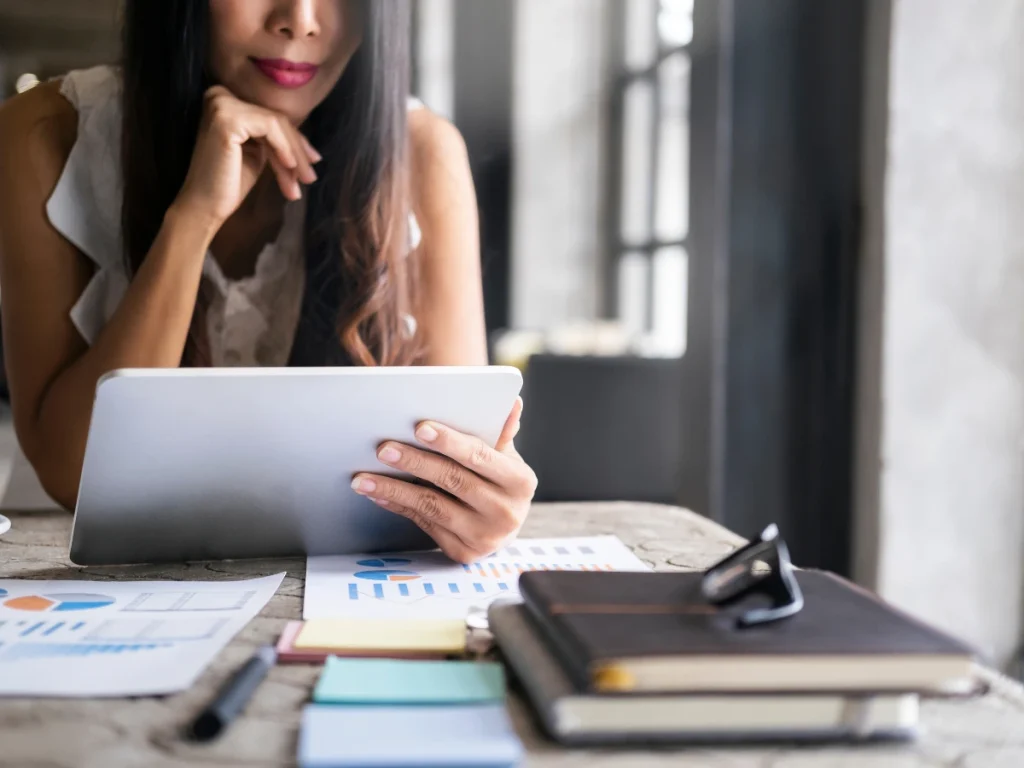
left=495, top=396, right=524, bottom=453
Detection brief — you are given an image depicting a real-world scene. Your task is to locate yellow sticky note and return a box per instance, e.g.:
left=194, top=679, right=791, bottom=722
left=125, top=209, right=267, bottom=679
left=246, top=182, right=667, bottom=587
left=295, top=618, right=467, bottom=654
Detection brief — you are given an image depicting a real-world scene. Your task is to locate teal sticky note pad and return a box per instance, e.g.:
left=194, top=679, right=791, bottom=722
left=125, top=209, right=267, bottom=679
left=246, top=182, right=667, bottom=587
left=314, top=657, right=506, bottom=705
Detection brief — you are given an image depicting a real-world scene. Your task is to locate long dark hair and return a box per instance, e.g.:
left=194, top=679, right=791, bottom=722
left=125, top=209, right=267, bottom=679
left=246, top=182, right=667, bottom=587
left=120, top=0, right=419, bottom=366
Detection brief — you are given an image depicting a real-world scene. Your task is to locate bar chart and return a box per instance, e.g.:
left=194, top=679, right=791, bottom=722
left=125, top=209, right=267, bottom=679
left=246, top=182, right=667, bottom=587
left=2, top=641, right=173, bottom=663
left=0, top=619, right=89, bottom=641
left=460, top=561, right=616, bottom=577
left=305, top=536, right=651, bottom=619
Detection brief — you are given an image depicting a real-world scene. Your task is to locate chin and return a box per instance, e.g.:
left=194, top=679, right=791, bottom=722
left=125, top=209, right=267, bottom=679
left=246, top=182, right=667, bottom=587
left=241, top=82, right=319, bottom=124
left=268, top=100, right=314, bottom=126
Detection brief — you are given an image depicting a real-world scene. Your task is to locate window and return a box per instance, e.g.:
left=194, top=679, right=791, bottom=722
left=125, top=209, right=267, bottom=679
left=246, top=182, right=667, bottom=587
left=609, top=0, right=692, bottom=357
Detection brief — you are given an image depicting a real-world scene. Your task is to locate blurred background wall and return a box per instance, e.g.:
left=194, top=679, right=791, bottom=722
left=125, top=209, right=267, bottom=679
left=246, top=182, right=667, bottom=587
left=856, top=0, right=1024, bottom=673
left=0, top=1, right=119, bottom=89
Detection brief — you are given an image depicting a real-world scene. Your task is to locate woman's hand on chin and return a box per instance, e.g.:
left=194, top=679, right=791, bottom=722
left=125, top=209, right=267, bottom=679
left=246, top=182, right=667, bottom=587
left=173, top=86, right=322, bottom=231
left=351, top=398, right=537, bottom=564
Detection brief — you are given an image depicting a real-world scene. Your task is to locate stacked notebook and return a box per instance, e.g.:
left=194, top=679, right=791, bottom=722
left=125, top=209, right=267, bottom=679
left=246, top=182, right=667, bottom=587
left=489, top=570, right=978, bottom=745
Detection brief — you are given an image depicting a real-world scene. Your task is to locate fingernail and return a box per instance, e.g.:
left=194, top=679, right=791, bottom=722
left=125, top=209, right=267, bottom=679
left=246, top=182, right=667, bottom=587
left=378, top=446, right=402, bottom=464
left=351, top=477, right=376, bottom=494
left=373, top=498, right=391, bottom=508
left=416, top=424, right=439, bottom=443
left=304, top=140, right=324, bottom=163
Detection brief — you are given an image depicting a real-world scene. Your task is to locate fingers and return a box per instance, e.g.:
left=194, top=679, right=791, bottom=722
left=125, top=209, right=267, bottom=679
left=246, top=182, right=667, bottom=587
left=297, top=132, right=323, bottom=164
left=411, top=420, right=530, bottom=494
left=259, top=117, right=305, bottom=200
left=345, top=398, right=536, bottom=566
left=352, top=474, right=516, bottom=562
left=352, top=475, right=461, bottom=530
left=353, top=475, right=487, bottom=553
left=373, top=441, right=507, bottom=515
left=204, top=87, right=319, bottom=200
left=261, top=116, right=319, bottom=199
left=266, top=154, right=301, bottom=202
left=495, top=397, right=524, bottom=452
left=369, top=497, right=479, bottom=564
left=281, top=122, right=318, bottom=186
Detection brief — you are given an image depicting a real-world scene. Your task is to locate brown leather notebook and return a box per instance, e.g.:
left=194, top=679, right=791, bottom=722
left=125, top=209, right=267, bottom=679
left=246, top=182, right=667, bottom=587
left=518, top=570, right=977, bottom=695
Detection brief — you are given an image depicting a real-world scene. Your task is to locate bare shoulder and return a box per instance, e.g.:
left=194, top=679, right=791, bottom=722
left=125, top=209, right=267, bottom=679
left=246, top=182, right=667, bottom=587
left=0, top=80, right=77, bottom=194
left=0, top=77, right=90, bottom=305
left=409, top=108, right=469, bottom=170
left=407, top=108, right=475, bottom=219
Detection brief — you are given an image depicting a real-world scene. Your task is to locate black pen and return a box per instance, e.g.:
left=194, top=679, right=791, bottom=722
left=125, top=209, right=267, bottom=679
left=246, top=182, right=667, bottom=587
left=188, top=645, right=277, bottom=742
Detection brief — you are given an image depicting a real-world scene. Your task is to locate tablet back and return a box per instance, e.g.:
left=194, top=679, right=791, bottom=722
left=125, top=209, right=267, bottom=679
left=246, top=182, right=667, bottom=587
left=70, top=367, right=522, bottom=565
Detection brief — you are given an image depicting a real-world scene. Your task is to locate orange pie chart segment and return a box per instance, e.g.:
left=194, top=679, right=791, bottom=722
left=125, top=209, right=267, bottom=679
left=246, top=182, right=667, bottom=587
left=5, top=596, right=55, bottom=611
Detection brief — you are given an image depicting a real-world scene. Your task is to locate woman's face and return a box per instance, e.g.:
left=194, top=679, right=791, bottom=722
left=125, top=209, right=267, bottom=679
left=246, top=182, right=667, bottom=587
left=208, top=0, right=363, bottom=124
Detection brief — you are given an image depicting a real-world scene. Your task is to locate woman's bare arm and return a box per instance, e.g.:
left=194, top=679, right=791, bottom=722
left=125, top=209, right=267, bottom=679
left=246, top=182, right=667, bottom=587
left=0, top=81, right=319, bottom=510
left=0, top=80, right=319, bottom=510
left=0, top=83, right=218, bottom=509
left=408, top=109, right=488, bottom=367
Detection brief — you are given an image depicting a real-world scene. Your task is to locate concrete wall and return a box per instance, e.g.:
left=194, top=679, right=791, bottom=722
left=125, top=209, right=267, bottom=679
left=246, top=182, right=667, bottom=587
left=856, top=0, right=1024, bottom=670
left=510, top=0, right=609, bottom=329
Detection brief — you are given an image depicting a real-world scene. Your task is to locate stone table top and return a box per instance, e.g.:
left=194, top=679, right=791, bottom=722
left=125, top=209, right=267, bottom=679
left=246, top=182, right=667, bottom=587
left=1, top=503, right=1024, bottom=767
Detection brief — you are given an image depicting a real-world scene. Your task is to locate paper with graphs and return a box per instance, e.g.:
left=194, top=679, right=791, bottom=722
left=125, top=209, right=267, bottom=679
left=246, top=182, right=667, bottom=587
left=0, top=573, right=284, bottom=697
left=303, top=536, right=648, bottom=621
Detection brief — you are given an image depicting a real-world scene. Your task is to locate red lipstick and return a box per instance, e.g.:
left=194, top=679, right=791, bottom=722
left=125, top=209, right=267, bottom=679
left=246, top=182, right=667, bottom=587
left=251, top=58, right=319, bottom=88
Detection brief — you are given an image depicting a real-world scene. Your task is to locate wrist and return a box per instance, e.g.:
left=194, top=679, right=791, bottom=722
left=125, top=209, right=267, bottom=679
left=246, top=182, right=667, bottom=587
left=165, top=198, right=223, bottom=246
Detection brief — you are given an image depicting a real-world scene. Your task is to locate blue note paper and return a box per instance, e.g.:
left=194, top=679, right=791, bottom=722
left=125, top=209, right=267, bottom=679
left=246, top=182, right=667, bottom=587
left=314, top=657, right=506, bottom=705
left=298, top=704, right=523, bottom=768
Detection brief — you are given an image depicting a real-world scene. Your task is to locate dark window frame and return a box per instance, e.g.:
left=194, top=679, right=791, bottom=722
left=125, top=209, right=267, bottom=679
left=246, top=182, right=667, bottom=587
left=603, top=1, right=691, bottom=329
left=599, top=0, right=869, bottom=574
left=679, top=0, right=867, bottom=576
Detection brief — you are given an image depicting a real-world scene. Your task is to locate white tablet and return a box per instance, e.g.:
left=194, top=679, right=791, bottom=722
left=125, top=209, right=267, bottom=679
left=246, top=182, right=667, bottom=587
left=69, top=366, right=523, bottom=566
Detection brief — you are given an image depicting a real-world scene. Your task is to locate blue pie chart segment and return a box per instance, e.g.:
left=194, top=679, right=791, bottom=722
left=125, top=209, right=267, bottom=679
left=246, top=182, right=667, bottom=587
left=47, top=593, right=116, bottom=611
left=356, top=558, right=413, bottom=568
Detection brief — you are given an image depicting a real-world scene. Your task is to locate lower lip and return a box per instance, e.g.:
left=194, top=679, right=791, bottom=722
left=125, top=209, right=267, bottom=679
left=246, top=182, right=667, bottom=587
left=252, top=60, right=318, bottom=89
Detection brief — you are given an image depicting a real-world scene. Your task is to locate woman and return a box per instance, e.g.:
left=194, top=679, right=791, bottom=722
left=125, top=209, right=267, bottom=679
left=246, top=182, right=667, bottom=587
left=0, top=0, right=536, bottom=563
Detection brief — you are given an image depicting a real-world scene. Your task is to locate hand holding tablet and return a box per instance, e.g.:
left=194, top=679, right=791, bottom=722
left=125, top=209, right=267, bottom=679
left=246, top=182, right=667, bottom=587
left=352, top=395, right=536, bottom=564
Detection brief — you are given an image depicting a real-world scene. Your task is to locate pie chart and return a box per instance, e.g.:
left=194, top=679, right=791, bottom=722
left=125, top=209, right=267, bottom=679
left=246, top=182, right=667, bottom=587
left=356, top=558, right=412, bottom=568
left=3, top=593, right=115, bottom=612
left=354, top=570, right=420, bottom=582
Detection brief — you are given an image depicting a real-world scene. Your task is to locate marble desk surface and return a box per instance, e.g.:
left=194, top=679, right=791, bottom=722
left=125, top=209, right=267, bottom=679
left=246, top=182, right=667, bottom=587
left=1, top=503, right=1023, bottom=768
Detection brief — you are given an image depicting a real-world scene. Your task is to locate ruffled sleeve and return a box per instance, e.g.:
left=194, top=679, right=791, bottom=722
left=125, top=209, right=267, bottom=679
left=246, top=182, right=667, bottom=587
left=45, top=66, right=129, bottom=345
